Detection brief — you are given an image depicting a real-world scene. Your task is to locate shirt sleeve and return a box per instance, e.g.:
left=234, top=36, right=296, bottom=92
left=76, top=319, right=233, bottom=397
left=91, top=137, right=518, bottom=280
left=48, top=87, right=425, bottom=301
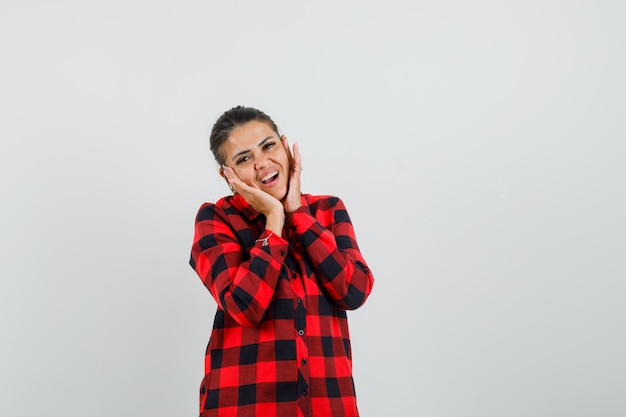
left=189, top=203, right=289, bottom=327
left=285, top=196, right=374, bottom=310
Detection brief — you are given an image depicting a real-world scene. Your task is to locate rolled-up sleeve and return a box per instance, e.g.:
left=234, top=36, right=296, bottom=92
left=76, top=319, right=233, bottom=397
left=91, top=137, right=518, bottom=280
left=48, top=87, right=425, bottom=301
left=285, top=196, right=374, bottom=310
left=190, top=203, right=289, bottom=326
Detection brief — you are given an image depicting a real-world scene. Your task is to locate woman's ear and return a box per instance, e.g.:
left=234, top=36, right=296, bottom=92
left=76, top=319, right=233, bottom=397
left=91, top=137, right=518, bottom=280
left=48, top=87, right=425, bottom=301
left=219, top=165, right=235, bottom=193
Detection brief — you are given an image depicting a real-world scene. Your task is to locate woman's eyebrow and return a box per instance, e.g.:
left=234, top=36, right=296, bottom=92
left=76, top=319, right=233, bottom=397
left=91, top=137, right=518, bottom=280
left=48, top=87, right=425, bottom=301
left=230, top=136, right=275, bottom=162
left=257, top=136, right=274, bottom=148
left=231, top=148, right=250, bottom=162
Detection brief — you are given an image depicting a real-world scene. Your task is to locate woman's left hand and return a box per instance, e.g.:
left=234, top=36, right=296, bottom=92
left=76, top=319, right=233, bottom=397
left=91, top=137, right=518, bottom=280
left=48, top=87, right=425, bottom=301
left=281, top=137, right=302, bottom=214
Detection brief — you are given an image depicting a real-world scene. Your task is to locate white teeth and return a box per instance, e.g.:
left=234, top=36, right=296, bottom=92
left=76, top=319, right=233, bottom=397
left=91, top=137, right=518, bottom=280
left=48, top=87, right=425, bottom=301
left=260, top=171, right=278, bottom=182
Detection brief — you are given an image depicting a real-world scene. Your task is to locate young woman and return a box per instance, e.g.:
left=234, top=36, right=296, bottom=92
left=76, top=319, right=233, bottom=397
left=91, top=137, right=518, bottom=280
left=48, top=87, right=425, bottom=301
left=189, top=106, right=374, bottom=417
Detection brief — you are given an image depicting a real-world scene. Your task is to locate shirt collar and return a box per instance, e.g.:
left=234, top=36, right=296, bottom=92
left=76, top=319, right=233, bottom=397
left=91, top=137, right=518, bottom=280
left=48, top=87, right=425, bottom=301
left=227, top=193, right=309, bottom=220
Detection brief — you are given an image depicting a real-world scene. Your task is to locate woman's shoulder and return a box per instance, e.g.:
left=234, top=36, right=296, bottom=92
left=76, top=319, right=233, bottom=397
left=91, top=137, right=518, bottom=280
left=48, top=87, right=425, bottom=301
left=302, top=194, right=346, bottom=210
left=195, top=194, right=262, bottom=225
left=194, top=196, right=236, bottom=221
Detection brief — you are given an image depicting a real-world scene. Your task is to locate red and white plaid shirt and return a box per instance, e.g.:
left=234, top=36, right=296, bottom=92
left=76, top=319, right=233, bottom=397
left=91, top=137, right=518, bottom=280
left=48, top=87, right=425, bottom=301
left=189, top=193, right=374, bottom=417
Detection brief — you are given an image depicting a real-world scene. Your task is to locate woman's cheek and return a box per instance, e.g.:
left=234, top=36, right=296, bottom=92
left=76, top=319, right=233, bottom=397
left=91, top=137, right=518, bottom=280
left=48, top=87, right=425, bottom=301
left=242, top=171, right=258, bottom=188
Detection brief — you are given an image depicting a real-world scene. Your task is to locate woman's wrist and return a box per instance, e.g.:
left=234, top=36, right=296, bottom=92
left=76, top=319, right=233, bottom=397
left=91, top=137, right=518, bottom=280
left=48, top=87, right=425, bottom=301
left=284, top=200, right=301, bottom=215
left=265, top=211, right=285, bottom=236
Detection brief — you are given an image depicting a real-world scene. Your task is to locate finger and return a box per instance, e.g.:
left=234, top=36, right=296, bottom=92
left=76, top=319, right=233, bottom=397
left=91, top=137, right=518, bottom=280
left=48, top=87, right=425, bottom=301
left=283, top=136, right=295, bottom=168
left=289, top=144, right=302, bottom=196
left=224, top=166, right=245, bottom=184
left=224, top=166, right=269, bottom=201
left=223, top=166, right=247, bottom=192
left=282, top=142, right=302, bottom=213
left=282, top=136, right=291, bottom=155
left=222, top=165, right=236, bottom=183
left=292, top=142, right=302, bottom=172
left=288, top=143, right=302, bottom=179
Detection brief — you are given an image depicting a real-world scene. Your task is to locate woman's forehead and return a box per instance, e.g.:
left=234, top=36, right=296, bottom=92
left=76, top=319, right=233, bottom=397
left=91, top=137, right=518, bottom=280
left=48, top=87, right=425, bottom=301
left=227, top=121, right=277, bottom=148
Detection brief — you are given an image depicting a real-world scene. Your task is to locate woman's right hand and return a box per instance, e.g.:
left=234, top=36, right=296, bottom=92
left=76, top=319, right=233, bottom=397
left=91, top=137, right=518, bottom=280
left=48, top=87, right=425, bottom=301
left=222, top=166, right=285, bottom=234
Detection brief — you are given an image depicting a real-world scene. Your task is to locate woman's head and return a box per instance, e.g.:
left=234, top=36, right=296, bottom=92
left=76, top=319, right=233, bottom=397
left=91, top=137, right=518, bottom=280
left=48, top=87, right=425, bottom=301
left=210, top=106, right=280, bottom=166
left=210, top=106, right=291, bottom=201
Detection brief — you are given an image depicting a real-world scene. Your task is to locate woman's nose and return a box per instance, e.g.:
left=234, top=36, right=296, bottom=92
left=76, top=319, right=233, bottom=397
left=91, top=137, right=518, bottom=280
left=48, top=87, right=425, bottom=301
left=254, top=154, right=270, bottom=169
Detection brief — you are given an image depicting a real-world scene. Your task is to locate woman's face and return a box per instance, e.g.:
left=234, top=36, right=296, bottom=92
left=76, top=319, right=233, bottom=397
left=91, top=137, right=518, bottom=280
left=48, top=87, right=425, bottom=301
left=221, top=120, right=291, bottom=201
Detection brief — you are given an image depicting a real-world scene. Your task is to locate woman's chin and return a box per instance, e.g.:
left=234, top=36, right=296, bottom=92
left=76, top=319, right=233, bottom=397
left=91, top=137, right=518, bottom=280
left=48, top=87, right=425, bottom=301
left=256, top=176, right=288, bottom=201
left=266, top=186, right=288, bottom=202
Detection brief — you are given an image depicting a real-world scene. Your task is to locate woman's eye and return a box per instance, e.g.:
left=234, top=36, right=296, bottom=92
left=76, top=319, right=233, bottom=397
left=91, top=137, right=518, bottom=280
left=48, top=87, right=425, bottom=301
left=263, top=142, right=275, bottom=150
left=236, top=156, right=250, bottom=165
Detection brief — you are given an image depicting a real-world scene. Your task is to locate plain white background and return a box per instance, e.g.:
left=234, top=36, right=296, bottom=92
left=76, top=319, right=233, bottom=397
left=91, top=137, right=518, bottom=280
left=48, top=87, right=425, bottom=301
left=1, top=1, right=625, bottom=416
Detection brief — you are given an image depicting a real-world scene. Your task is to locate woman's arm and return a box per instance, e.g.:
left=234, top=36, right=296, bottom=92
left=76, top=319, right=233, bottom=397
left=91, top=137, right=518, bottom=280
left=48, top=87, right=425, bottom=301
left=189, top=202, right=289, bottom=326
left=286, top=196, right=374, bottom=310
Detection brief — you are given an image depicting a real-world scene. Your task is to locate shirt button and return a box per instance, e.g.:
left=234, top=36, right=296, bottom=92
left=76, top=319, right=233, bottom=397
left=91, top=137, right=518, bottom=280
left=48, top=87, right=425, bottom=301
left=301, top=359, right=306, bottom=365
left=298, top=329, right=304, bottom=336
left=291, top=273, right=297, bottom=279
left=301, top=391, right=307, bottom=397
left=297, top=299, right=302, bottom=304
left=280, top=250, right=286, bottom=256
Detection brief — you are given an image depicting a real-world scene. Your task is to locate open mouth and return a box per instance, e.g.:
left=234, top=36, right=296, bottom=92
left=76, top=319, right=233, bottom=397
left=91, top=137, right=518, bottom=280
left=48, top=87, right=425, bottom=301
left=259, top=171, right=279, bottom=185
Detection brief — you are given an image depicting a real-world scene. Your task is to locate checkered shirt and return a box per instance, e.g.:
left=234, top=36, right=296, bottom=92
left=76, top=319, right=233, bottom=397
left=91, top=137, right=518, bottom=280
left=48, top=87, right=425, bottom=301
left=189, top=193, right=374, bottom=417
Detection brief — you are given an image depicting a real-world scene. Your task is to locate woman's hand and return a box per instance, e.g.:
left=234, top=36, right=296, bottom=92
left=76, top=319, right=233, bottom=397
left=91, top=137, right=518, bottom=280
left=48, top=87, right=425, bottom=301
left=282, top=138, right=302, bottom=215
left=222, top=166, right=285, bottom=234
